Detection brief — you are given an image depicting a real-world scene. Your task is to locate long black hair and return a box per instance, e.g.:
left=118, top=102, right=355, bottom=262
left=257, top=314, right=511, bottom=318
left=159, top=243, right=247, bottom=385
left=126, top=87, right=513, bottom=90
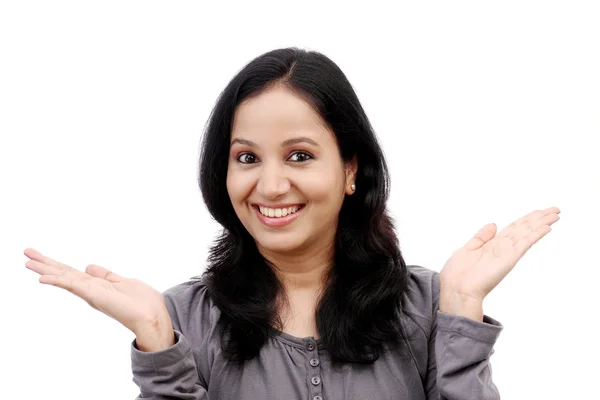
left=198, top=47, right=409, bottom=364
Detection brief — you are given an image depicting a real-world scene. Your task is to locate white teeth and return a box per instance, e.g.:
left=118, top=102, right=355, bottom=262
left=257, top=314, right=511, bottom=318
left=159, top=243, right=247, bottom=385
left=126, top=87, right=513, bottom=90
left=258, top=205, right=301, bottom=218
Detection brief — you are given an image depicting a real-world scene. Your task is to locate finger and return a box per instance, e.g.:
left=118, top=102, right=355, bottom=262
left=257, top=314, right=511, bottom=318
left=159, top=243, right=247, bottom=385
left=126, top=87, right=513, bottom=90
left=39, top=275, right=92, bottom=303
left=515, top=207, right=560, bottom=227
left=544, top=206, right=560, bottom=215
left=85, top=264, right=123, bottom=283
left=24, top=248, right=74, bottom=272
left=39, top=273, right=111, bottom=301
left=522, top=209, right=560, bottom=227
left=533, top=212, right=560, bottom=229
left=25, top=259, right=88, bottom=279
left=499, top=211, right=560, bottom=240
left=39, top=273, right=92, bottom=297
left=514, top=225, right=553, bottom=255
left=25, top=259, right=107, bottom=302
left=464, top=223, right=497, bottom=250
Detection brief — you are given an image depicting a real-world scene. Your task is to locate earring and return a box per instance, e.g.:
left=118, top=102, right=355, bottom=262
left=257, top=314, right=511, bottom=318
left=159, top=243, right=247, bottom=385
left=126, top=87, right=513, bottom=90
left=350, top=183, right=356, bottom=192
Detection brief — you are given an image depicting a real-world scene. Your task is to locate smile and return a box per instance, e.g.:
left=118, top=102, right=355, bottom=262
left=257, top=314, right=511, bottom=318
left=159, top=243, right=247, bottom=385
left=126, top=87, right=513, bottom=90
left=252, top=204, right=305, bottom=227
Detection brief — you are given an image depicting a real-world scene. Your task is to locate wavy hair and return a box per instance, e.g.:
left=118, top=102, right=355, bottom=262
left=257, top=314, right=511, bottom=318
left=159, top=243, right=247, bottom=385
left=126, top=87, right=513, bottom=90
left=198, top=47, right=409, bottom=364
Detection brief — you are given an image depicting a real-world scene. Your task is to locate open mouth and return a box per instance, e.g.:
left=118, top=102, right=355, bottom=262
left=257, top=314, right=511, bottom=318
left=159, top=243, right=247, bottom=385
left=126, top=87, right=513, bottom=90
left=255, top=204, right=305, bottom=218
left=252, top=204, right=306, bottom=227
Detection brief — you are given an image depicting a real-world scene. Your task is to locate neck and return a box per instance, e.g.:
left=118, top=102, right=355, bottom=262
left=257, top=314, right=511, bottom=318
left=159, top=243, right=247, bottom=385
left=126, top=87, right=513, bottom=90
left=259, top=240, right=334, bottom=291
left=260, top=240, right=333, bottom=338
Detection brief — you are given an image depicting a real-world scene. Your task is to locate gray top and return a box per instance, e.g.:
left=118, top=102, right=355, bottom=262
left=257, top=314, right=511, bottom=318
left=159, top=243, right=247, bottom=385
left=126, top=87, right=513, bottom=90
left=131, top=265, right=503, bottom=399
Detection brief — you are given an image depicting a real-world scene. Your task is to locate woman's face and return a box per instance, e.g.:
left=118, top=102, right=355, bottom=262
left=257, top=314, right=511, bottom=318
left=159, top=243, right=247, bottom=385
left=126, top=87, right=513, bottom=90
left=227, top=85, right=356, bottom=255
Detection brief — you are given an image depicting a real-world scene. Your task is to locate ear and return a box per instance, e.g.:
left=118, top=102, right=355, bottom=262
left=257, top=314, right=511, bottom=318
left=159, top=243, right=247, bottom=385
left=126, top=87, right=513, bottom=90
left=344, top=155, right=358, bottom=195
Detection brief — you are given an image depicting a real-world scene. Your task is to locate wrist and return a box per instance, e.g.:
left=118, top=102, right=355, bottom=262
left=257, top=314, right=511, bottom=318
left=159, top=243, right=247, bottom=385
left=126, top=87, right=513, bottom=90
left=439, top=290, right=484, bottom=322
left=134, top=314, right=175, bottom=352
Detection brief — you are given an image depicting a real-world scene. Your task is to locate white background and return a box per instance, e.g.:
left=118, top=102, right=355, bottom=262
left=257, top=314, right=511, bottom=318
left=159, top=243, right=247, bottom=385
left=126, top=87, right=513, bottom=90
left=1, top=1, right=599, bottom=399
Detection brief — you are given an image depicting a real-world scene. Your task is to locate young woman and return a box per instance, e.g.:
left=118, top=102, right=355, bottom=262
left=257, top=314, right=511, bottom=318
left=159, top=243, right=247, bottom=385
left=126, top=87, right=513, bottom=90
left=24, top=48, right=560, bottom=399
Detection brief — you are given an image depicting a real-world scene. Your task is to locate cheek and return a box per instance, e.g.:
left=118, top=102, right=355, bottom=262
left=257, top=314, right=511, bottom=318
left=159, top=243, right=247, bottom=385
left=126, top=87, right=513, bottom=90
left=303, top=166, right=345, bottom=205
left=226, top=169, right=254, bottom=207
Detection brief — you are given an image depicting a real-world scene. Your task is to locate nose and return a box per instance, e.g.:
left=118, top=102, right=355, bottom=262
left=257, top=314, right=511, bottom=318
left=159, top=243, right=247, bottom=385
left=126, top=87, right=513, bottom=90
left=256, top=163, right=291, bottom=200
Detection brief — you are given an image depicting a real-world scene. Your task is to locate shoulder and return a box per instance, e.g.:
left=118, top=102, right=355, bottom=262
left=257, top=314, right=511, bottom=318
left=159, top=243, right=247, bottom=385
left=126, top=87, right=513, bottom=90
left=162, top=277, right=211, bottom=305
left=161, top=276, right=221, bottom=335
left=401, top=265, right=441, bottom=330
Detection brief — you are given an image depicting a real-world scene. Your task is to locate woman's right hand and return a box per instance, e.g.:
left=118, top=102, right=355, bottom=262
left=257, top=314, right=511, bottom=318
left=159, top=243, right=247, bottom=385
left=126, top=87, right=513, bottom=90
left=24, top=248, right=175, bottom=352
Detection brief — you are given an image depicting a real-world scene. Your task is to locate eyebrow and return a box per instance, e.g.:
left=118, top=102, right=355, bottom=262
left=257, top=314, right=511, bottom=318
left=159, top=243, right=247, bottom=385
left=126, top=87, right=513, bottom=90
left=230, top=136, right=320, bottom=148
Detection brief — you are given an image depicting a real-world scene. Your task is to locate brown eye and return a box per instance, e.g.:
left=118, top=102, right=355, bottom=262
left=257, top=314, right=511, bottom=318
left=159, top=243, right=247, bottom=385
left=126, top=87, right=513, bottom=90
left=288, top=151, right=313, bottom=162
left=237, top=153, right=258, bottom=164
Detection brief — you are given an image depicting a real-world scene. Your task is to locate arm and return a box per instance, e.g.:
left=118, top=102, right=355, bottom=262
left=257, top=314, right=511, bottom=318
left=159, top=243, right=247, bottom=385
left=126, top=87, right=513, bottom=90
left=425, top=310, right=502, bottom=400
left=131, top=288, right=209, bottom=399
left=423, top=207, right=560, bottom=398
left=132, top=330, right=208, bottom=399
left=22, top=248, right=210, bottom=399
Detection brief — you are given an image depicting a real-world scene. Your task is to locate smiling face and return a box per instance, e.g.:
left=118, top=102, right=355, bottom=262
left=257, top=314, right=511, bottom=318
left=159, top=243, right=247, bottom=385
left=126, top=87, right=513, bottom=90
left=226, top=85, right=357, bottom=255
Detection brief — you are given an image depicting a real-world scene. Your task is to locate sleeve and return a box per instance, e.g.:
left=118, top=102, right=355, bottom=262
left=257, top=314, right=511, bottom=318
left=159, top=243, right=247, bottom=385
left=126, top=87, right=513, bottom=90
left=130, top=281, right=210, bottom=399
left=425, top=273, right=503, bottom=400
left=131, top=330, right=208, bottom=399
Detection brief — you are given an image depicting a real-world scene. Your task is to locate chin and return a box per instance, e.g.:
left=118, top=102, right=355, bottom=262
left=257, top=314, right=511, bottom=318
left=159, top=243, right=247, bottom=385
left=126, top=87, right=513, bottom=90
left=254, top=233, right=307, bottom=255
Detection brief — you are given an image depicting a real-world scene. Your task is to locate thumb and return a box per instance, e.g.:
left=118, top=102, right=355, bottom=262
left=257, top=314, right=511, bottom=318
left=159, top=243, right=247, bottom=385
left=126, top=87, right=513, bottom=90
left=464, top=223, right=497, bottom=250
left=85, top=264, right=123, bottom=283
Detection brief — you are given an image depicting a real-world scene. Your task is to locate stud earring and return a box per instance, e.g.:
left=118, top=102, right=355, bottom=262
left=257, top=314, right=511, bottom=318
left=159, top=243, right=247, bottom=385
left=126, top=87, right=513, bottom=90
left=350, top=183, right=356, bottom=192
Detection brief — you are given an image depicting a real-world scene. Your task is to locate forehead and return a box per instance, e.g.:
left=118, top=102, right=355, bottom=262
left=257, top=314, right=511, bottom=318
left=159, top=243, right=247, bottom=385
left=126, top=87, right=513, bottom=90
left=231, top=86, right=331, bottom=142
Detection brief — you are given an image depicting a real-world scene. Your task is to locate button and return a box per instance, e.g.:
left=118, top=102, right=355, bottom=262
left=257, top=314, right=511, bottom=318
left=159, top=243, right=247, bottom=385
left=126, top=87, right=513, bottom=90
left=313, top=396, right=323, bottom=400
left=307, top=343, right=315, bottom=351
left=311, top=376, right=321, bottom=385
left=310, top=358, right=320, bottom=367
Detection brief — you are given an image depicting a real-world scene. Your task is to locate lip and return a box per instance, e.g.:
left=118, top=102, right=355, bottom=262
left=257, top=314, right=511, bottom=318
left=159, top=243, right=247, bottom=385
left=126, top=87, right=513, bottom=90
left=252, top=204, right=305, bottom=228
left=253, top=202, right=305, bottom=208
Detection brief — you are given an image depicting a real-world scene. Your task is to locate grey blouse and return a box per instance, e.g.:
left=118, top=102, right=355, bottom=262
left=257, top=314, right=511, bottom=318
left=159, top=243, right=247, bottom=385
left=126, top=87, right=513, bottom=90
left=131, top=265, right=503, bottom=399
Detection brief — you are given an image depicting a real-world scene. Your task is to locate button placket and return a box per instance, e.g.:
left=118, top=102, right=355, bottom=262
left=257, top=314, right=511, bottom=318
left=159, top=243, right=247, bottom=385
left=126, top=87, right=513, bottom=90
left=305, top=339, right=323, bottom=400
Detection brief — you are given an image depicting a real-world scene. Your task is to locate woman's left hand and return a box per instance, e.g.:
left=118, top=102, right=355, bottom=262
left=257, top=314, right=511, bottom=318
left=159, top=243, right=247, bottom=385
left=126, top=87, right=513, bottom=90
left=439, top=207, right=560, bottom=321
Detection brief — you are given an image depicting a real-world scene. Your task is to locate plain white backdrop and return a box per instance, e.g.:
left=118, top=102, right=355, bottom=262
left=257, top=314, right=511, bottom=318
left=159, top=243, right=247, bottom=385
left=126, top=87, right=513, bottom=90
left=1, top=1, right=599, bottom=398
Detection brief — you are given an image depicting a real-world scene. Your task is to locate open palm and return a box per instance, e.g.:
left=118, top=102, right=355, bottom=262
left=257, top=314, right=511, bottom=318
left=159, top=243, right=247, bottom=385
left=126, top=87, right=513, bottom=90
left=440, top=207, right=560, bottom=302
left=24, top=248, right=169, bottom=336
